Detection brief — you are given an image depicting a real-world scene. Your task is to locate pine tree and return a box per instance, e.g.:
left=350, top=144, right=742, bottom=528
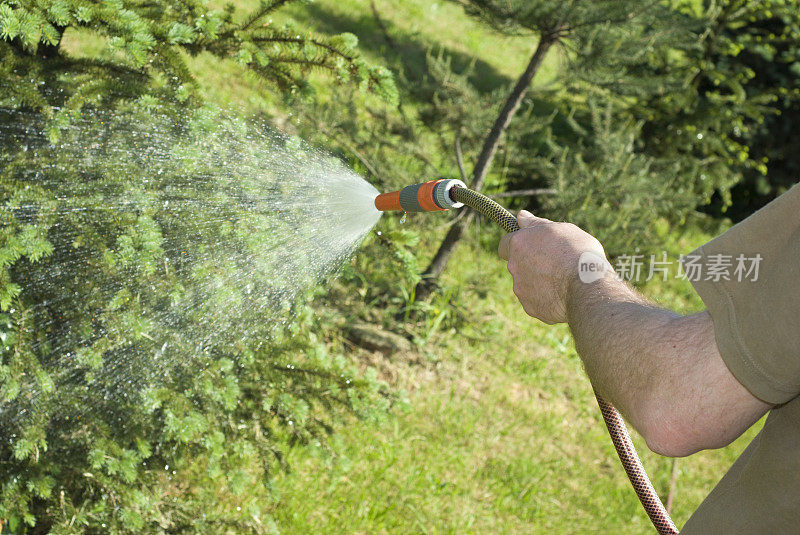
left=414, top=0, right=691, bottom=299
left=0, top=1, right=397, bottom=531
left=638, top=0, right=800, bottom=220
left=537, top=101, right=698, bottom=256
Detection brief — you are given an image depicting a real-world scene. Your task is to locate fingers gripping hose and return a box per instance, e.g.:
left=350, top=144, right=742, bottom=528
left=376, top=182, right=679, bottom=534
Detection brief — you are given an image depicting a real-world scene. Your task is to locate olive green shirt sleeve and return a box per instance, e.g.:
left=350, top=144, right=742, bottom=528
left=687, top=184, right=800, bottom=404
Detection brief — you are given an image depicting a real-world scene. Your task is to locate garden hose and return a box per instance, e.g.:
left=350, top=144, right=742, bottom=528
left=375, top=180, right=679, bottom=535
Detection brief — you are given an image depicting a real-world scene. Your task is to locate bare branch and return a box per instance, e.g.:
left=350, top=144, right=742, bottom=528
left=666, top=458, right=679, bottom=514
left=454, top=131, right=468, bottom=182
left=416, top=34, right=559, bottom=298
left=470, top=34, right=557, bottom=191
left=489, top=188, right=556, bottom=198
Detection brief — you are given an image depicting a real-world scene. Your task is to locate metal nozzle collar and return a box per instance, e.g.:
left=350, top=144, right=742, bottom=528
left=433, top=179, right=466, bottom=209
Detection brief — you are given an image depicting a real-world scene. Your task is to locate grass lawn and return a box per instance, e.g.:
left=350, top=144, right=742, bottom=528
left=269, top=225, right=763, bottom=534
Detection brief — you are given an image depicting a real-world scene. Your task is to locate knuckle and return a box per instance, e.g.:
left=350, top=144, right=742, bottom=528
left=521, top=302, right=538, bottom=319
left=498, top=235, right=510, bottom=254
left=507, top=258, right=517, bottom=275
left=512, top=280, right=522, bottom=298
left=510, top=230, right=526, bottom=249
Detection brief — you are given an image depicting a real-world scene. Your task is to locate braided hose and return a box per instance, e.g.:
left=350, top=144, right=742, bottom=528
left=449, top=187, right=520, bottom=233
left=449, top=186, right=679, bottom=534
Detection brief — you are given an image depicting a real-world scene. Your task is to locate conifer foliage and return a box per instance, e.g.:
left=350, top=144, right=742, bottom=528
left=0, top=1, right=396, bottom=532
left=639, top=0, right=800, bottom=219
left=0, top=0, right=397, bottom=117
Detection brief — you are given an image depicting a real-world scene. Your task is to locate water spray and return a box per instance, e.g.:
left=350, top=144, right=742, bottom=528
left=375, top=179, right=678, bottom=535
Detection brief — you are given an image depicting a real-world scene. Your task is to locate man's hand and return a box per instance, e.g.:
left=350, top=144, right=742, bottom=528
left=498, top=210, right=610, bottom=324
left=497, top=210, right=771, bottom=457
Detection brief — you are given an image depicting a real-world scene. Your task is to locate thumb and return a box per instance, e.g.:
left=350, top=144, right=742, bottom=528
left=517, top=209, right=551, bottom=229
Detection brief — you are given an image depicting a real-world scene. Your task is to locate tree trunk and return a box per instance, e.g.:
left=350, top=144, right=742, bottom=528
left=415, top=35, right=557, bottom=300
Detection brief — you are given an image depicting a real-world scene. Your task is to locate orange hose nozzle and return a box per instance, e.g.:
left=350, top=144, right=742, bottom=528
left=374, top=189, right=402, bottom=211
left=374, top=179, right=466, bottom=213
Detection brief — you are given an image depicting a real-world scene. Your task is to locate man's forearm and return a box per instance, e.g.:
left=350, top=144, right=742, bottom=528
left=565, top=275, right=770, bottom=457
left=566, top=276, right=675, bottom=422
left=497, top=212, right=771, bottom=456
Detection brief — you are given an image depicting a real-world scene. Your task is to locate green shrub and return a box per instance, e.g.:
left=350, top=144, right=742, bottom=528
left=0, top=0, right=397, bottom=531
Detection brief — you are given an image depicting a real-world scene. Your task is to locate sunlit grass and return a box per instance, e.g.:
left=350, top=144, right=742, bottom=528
left=269, top=225, right=762, bottom=534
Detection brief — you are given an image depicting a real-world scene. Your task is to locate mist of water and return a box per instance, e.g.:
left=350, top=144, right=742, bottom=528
left=0, top=107, right=382, bottom=427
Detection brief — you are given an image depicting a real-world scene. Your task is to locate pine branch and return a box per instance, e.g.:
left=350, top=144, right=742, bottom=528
left=249, top=35, right=355, bottom=62
left=238, top=0, right=295, bottom=33
left=562, top=1, right=661, bottom=33
left=269, top=57, right=330, bottom=69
